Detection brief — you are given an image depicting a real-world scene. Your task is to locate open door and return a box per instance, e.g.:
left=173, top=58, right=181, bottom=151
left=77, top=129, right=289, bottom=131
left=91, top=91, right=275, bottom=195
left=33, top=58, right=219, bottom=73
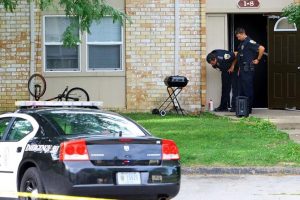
left=268, top=17, right=300, bottom=109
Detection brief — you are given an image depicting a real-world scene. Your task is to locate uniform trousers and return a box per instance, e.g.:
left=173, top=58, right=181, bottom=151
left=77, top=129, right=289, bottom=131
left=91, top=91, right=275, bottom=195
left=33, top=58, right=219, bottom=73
left=220, top=71, right=232, bottom=109
left=238, top=69, right=255, bottom=112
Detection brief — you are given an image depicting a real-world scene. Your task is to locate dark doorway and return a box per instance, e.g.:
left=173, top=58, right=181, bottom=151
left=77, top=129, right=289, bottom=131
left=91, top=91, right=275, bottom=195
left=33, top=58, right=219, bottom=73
left=228, top=14, right=268, bottom=108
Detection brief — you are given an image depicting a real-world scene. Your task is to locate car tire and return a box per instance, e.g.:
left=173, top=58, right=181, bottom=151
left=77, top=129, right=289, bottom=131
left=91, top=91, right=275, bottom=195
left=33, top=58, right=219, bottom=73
left=20, top=167, right=45, bottom=200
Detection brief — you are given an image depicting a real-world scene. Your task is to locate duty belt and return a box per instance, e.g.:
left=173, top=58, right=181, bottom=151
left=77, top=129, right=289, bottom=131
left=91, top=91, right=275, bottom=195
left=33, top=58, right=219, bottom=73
left=239, top=62, right=255, bottom=72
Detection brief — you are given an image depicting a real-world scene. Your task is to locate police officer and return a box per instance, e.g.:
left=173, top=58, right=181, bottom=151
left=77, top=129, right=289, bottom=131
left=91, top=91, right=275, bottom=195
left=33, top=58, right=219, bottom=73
left=206, top=49, right=236, bottom=112
left=229, top=28, right=265, bottom=114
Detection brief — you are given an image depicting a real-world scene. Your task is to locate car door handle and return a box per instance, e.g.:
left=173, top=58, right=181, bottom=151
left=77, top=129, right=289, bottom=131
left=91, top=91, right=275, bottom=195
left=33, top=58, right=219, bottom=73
left=16, top=147, right=22, bottom=153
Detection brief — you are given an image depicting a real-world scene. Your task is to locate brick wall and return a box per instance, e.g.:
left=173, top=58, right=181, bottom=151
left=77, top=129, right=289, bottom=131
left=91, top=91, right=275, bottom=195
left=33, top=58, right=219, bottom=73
left=0, top=2, right=30, bottom=112
left=125, top=0, right=205, bottom=113
left=0, top=2, right=41, bottom=113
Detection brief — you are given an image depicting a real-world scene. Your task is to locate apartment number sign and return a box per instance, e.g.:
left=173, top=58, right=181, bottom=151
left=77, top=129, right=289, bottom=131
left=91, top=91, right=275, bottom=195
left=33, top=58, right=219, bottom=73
left=238, top=0, right=260, bottom=8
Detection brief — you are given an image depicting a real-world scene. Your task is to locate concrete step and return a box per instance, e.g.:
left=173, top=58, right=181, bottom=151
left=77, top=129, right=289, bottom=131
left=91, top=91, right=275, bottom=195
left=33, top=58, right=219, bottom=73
left=268, top=118, right=300, bottom=130
left=269, top=117, right=300, bottom=122
left=284, top=129, right=300, bottom=144
left=275, top=123, right=300, bottom=130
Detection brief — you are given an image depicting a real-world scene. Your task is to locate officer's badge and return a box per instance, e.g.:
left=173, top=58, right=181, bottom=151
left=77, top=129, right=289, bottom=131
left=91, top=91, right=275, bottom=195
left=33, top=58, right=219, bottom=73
left=241, top=45, right=244, bottom=50
left=250, top=40, right=257, bottom=44
left=224, top=54, right=231, bottom=60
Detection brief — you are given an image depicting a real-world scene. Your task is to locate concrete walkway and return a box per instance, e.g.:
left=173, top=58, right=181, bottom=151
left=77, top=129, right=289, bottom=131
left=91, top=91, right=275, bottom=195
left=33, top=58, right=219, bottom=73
left=214, top=108, right=300, bottom=143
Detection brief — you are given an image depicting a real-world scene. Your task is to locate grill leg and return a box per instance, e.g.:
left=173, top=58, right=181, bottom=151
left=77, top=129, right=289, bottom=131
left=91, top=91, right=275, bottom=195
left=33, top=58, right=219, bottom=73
left=155, top=87, right=185, bottom=116
left=168, top=87, right=184, bottom=115
left=157, top=88, right=174, bottom=111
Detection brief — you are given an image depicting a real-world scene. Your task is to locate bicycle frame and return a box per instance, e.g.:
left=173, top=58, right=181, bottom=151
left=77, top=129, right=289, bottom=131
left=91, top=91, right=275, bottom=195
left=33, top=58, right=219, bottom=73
left=28, top=73, right=90, bottom=102
left=46, top=86, right=69, bottom=101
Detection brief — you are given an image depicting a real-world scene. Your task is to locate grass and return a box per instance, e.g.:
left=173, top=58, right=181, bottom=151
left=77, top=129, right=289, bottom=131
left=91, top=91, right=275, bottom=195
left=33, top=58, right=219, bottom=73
left=122, top=112, right=300, bottom=167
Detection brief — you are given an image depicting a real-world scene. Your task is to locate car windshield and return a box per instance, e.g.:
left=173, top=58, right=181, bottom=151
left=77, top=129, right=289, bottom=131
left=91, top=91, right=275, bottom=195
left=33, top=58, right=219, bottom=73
left=40, top=110, right=146, bottom=137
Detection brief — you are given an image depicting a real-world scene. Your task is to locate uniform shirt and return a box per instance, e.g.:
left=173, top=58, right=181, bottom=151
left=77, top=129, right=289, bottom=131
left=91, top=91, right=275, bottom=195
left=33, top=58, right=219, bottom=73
left=237, top=37, right=260, bottom=65
left=211, top=49, right=235, bottom=72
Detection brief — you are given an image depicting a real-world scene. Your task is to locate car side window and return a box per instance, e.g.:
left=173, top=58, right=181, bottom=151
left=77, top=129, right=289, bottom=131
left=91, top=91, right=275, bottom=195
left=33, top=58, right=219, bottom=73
left=0, top=117, right=12, bottom=140
left=6, top=118, right=33, bottom=141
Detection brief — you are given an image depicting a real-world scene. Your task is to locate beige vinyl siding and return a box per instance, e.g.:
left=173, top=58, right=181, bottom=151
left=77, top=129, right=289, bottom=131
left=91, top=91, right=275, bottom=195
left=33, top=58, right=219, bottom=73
left=41, top=0, right=126, bottom=109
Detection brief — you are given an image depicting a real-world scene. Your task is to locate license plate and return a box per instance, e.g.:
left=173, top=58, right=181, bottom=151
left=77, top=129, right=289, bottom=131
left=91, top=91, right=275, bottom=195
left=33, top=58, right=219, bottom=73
left=116, top=172, right=141, bottom=185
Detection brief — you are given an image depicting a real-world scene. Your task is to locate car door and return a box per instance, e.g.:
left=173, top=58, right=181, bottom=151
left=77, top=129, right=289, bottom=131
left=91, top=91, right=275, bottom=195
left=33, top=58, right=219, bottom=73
left=0, top=113, right=39, bottom=197
left=0, top=116, right=14, bottom=197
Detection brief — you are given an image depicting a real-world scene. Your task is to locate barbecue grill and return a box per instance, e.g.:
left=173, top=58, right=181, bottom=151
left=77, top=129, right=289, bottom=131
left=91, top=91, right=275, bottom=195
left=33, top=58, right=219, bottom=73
left=164, top=76, right=189, bottom=87
left=152, top=75, right=189, bottom=116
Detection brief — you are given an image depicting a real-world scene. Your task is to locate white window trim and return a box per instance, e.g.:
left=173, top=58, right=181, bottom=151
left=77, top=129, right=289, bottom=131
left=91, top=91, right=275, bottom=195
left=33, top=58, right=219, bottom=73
left=274, top=17, right=297, bottom=32
left=43, top=15, right=82, bottom=73
left=85, top=21, right=124, bottom=72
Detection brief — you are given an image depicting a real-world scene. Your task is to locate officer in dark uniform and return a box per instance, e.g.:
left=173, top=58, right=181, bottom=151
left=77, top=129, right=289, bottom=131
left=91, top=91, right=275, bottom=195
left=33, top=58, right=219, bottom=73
left=206, top=49, right=236, bottom=112
left=229, top=28, right=265, bottom=114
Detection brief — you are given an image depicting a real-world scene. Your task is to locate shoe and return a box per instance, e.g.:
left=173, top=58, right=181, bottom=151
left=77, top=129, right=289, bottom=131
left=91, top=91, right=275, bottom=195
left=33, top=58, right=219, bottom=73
left=214, top=107, right=228, bottom=112
left=229, top=108, right=236, bottom=112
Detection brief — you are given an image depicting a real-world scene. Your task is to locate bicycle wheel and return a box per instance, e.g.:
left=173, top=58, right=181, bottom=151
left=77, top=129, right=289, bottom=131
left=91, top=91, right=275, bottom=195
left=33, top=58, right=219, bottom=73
left=28, top=73, right=47, bottom=100
left=66, top=87, right=90, bottom=101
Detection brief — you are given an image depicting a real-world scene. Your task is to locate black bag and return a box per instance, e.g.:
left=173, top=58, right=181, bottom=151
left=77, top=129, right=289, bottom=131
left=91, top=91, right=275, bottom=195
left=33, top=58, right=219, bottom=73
left=235, top=96, right=249, bottom=117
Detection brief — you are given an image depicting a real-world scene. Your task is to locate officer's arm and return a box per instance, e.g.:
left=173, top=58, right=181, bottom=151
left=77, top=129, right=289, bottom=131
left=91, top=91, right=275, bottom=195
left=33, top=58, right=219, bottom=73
left=252, top=45, right=265, bottom=64
left=228, top=52, right=235, bottom=63
left=228, top=52, right=237, bottom=73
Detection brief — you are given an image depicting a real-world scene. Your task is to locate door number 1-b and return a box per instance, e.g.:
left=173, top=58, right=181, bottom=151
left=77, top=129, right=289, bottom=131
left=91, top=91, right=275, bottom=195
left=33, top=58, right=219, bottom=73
left=238, top=0, right=260, bottom=8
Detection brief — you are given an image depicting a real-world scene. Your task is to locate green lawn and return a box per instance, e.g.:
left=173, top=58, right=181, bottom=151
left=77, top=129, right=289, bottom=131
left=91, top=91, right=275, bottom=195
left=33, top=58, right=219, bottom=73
left=122, top=112, right=300, bottom=167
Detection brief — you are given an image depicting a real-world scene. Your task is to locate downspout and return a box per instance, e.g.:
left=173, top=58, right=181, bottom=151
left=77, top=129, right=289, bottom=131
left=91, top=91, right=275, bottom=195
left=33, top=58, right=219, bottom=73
left=30, top=1, right=35, bottom=100
left=199, top=0, right=204, bottom=111
left=174, top=0, right=179, bottom=75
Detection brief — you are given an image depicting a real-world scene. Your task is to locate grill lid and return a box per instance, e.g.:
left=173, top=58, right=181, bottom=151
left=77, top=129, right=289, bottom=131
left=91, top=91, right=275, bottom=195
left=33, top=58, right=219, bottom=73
left=164, top=76, right=188, bottom=87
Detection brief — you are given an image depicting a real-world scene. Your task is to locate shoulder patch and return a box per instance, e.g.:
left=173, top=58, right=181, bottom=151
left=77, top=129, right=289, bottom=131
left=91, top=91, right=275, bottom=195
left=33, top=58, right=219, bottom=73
left=250, top=40, right=256, bottom=44
left=224, top=54, right=231, bottom=60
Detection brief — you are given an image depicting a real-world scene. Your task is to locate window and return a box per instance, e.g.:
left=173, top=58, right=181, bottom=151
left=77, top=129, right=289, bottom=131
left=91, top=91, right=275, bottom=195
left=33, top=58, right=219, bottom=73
left=41, top=111, right=146, bottom=137
left=44, top=16, right=80, bottom=71
left=43, top=16, right=123, bottom=72
left=6, top=118, right=33, bottom=141
left=0, top=118, right=11, bottom=140
left=274, top=17, right=297, bottom=32
left=87, top=17, right=123, bottom=70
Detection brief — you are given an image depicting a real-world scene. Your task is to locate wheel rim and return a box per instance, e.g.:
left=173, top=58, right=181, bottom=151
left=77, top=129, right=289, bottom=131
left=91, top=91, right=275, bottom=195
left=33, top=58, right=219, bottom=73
left=24, top=179, right=39, bottom=200
left=28, top=73, right=46, bottom=99
left=67, top=90, right=88, bottom=101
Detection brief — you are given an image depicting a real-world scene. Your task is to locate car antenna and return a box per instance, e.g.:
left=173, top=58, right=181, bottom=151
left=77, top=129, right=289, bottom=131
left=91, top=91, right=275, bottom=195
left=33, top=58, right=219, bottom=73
left=119, top=131, right=122, bottom=137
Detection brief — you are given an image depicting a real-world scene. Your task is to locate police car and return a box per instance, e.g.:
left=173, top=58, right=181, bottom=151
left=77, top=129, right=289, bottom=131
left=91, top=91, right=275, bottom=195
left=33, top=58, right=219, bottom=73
left=0, top=101, right=180, bottom=200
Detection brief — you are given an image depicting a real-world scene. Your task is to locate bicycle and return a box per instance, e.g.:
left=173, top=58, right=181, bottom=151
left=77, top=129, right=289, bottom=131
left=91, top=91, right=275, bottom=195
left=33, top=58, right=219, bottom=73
left=28, top=73, right=90, bottom=101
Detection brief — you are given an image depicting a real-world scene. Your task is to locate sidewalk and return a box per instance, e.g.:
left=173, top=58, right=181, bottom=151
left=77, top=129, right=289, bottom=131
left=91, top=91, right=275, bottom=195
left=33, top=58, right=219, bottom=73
left=182, top=166, right=300, bottom=175
left=214, top=108, right=300, bottom=143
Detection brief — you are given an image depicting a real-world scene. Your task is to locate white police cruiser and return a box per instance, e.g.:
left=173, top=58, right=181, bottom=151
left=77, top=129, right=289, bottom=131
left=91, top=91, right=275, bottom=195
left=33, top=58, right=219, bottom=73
left=0, top=101, right=180, bottom=200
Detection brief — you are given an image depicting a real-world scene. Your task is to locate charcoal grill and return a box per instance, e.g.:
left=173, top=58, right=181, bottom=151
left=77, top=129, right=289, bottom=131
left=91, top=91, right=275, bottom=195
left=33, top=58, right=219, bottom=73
left=152, top=75, right=189, bottom=116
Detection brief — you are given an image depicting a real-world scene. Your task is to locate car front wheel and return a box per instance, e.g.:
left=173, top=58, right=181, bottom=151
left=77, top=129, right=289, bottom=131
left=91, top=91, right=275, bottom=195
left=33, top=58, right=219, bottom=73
left=20, top=167, right=45, bottom=200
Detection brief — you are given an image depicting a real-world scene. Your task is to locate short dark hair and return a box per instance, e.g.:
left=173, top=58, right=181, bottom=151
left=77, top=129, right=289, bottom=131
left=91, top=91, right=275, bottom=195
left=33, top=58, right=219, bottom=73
left=206, top=52, right=216, bottom=63
left=235, top=27, right=246, bottom=35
